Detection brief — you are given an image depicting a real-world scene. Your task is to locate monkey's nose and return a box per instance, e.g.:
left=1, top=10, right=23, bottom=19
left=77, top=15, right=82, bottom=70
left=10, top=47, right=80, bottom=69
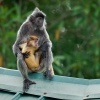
left=35, top=39, right=38, bottom=43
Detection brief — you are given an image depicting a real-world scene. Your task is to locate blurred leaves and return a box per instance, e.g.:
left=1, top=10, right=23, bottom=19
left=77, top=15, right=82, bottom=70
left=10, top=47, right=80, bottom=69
left=0, top=0, right=100, bottom=79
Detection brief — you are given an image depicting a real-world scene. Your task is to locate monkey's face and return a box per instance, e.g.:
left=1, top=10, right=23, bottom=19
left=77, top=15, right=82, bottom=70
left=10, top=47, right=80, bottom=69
left=29, top=7, right=46, bottom=29
left=35, top=16, right=44, bottom=28
left=27, top=36, right=39, bottom=49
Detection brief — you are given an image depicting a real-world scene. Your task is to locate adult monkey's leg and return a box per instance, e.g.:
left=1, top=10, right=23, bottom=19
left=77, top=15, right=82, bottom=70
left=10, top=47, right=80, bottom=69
left=39, top=42, right=54, bottom=79
left=17, top=53, right=36, bottom=92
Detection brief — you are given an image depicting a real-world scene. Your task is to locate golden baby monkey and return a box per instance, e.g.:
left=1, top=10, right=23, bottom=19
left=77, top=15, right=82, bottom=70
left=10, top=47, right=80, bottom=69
left=19, top=36, right=40, bottom=71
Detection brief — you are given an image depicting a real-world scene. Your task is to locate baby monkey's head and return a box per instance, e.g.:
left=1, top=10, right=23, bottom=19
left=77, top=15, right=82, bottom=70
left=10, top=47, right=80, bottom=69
left=27, top=36, right=39, bottom=50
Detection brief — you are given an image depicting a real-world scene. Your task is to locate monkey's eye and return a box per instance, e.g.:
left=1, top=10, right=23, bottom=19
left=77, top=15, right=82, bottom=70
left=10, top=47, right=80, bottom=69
left=36, top=17, right=43, bottom=21
left=39, top=17, right=43, bottom=20
left=36, top=38, right=38, bottom=41
left=34, top=39, right=38, bottom=43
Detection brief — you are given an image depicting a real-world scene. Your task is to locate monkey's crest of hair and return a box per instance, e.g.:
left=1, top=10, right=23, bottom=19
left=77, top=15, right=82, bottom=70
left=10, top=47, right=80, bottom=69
left=31, top=7, right=46, bottom=18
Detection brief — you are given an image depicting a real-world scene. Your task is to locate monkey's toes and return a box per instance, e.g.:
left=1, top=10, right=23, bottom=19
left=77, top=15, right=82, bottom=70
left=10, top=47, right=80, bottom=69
left=43, top=71, right=54, bottom=80
left=23, top=79, right=36, bottom=92
left=29, top=80, right=36, bottom=85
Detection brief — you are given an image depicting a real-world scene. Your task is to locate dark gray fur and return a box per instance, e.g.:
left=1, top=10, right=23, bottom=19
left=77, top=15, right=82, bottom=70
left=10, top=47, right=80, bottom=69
left=12, top=7, right=54, bottom=92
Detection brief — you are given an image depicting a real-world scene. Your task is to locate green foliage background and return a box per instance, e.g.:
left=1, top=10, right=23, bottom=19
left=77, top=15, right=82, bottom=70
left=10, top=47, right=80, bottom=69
left=0, top=0, right=100, bottom=79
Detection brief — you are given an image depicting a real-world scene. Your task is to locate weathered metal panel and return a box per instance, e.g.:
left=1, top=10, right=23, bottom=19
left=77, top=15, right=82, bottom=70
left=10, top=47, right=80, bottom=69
left=0, top=68, right=100, bottom=100
left=0, top=91, right=15, bottom=100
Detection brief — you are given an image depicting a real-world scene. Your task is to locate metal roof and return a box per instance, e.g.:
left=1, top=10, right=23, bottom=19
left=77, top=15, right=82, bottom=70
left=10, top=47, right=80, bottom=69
left=0, top=68, right=100, bottom=100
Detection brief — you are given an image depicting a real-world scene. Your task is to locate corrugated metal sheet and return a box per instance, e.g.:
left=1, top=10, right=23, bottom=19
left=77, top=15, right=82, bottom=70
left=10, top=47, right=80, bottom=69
left=0, top=68, right=100, bottom=100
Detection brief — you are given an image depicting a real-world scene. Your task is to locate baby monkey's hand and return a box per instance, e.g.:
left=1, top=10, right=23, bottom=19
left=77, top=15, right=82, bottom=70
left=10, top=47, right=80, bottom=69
left=23, top=51, right=30, bottom=59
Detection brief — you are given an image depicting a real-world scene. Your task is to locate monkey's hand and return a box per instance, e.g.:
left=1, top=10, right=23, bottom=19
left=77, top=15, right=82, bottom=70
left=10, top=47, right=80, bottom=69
left=23, top=51, right=30, bottom=59
left=23, top=79, right=36, bottom=92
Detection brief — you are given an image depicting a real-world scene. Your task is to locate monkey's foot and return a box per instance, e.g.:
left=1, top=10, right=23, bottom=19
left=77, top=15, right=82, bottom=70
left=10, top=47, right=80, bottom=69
left=43, top=70, right=54, bottom=80
left=23, top=79, right=36, bottom=92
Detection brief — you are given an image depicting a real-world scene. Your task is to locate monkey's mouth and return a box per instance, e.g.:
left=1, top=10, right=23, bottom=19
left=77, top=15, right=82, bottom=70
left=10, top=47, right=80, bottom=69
left=34, top=44, right=39, bottom=48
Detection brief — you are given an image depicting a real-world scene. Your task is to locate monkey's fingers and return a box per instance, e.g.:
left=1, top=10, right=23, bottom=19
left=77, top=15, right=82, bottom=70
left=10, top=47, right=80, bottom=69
left=23, top=82, right=29, bottom=92
left=29, top=80, right=36, bottom=85
left=25, top=51, right=30, bottom=58
left=23, top=80, right=29, bottom=92
left=23, top=51, right=30, bottom=58
left=23, top=79, right=36, bottom=93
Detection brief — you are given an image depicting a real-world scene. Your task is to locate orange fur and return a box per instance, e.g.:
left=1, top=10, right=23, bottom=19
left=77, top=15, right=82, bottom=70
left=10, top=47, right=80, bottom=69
left=19, top=36, right=40, bottom=71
